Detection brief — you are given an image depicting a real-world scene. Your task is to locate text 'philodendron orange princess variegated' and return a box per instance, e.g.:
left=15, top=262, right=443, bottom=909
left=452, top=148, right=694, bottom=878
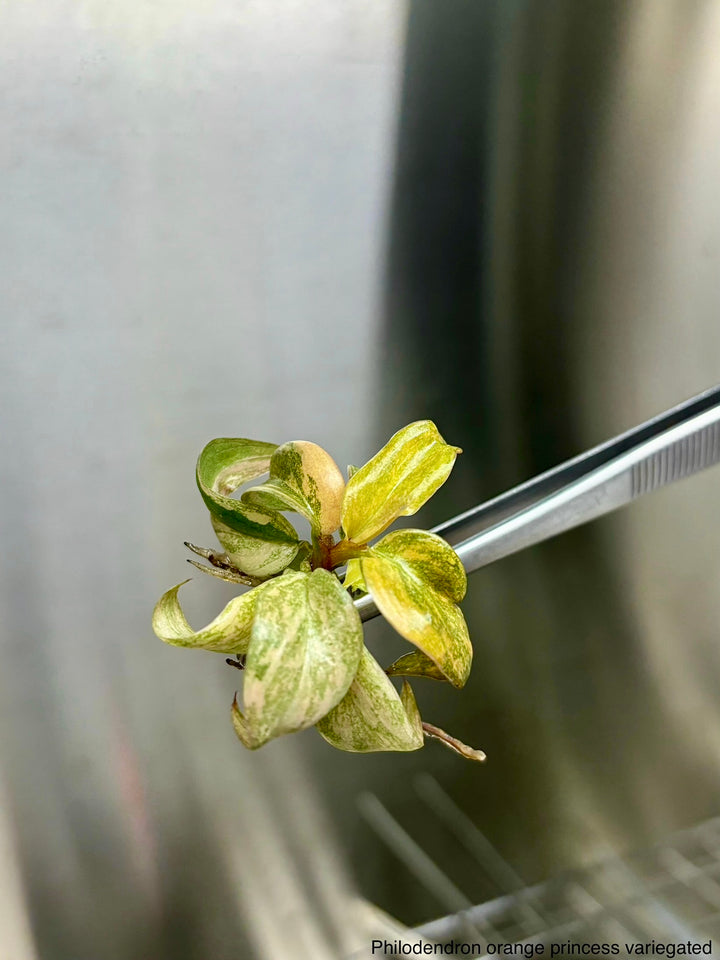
left=152, top=421, right=485, bottom=761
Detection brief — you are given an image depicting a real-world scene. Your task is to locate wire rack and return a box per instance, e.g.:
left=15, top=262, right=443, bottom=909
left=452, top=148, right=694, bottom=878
left=358, top=774, right=720, bottom=957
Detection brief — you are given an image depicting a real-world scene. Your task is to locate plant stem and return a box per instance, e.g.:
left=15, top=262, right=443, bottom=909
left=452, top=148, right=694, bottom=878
left=328, top=539, right=368, bottom=569
left=311, top=534, right=335, bottom=570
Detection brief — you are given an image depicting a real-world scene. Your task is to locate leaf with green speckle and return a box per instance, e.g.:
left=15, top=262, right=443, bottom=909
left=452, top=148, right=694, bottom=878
left=316, top=647, right=423, bottom=753
left=360, top=529, right=471, bottom=688
left=286, top=541, right=313, bottom=572
left=231, top=568, right=363, bottom=749
left=196, top=438, right=299, bottom=576
left=242, top=440, right=345, bottom=537
left=152, top=579, right=269, bottom=654
left=211, top=514, right=300, bottom=579
left=341, top=421, right=461, bottom=544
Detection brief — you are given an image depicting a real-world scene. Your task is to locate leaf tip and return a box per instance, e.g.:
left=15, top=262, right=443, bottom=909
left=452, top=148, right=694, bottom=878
left=231, top=696, right=262, bottom=750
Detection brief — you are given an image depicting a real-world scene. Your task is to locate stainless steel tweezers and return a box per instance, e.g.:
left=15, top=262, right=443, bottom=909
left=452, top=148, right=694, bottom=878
left=356, top=384, right=720, bottom=622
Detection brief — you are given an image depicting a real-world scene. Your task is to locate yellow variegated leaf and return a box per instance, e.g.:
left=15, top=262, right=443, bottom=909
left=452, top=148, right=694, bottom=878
left=385, top=650, right=448, bottom=682
left=196, top=438, right=300, bottom=576
left=316, top=647, right=424, bottom=753
left=342, top=558, right=367, bottom=594
left=341, top=421, right=461, bottom=544
left=360, top=529, right=472, bottom=688
left=232, top=569, right=363, bottom=749
left=242, top=440, right=345, bottom=537
left=152, top=579, right=269, bottom=654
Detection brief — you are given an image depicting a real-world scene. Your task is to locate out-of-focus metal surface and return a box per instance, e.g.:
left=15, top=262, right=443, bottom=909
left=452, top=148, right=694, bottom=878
left=0, top=3, right=408, bottom=958
left=363, top=776, right=720, bottom=955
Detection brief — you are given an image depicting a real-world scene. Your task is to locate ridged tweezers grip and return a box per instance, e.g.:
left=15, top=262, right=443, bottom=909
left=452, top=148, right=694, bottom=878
left=632, top=421, right=720, bottom=497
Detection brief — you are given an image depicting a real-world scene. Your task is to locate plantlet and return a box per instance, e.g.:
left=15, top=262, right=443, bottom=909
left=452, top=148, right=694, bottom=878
left=152, top=421, right=485, bottom=761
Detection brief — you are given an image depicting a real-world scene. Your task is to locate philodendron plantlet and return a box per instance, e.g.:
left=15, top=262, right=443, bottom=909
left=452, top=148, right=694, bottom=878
left=152, top=421, right=485, bottom=761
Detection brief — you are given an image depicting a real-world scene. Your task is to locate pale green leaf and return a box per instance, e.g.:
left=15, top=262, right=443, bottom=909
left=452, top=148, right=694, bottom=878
left=341, top=421, right=461, bottom=544
left=230, top=694, right=255, bottom=750
left=360, top=529, right=472, bottom=688
left=286, top=541, right=313, bottom=572
left=152, top=579, right=268, bottom=654
left=231, top=696, right=255, bottom=749
left=342, top=557, right=367, bottom=594
left=347, top=464, right=358, bottom=480
left=385, top=650, right=448, bottom=682
left=212, top=515, right=299, bottom=579
left=316, top=647, right=424, bottom=753
left=233, top=569, right=363, bottom=749
left=196, top=439, right=299, bottom=575
left=242, top=440, right=345, bottom=537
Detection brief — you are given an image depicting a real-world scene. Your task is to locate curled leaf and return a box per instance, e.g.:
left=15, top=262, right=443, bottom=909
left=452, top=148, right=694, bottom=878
left=201, top=438, right=276, bottom=494
left=385, top=650, right=448, bottom=682
left=422, top=722, right=486, bottom=762
left=185, top=558, right=255, bottom=585
left=341, top=421, right=461, bottom=544
left=152, top=579, right=266, bottom=655
left=316, top=647, right=424, bottom=753
left=183, top=540, right=266, bottom=585
left=196, top=438, right=299, bottom=576
left=342, top=557, right=367, bottom=594
left=242, top=440, right=345, bottom=537
left=232, top=569, right=363, bottom=749
left=360, top=529, right=472, bottom=688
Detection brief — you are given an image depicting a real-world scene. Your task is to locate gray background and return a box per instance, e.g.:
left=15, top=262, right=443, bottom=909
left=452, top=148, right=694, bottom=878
left=2, top=1, right=720, bottom=958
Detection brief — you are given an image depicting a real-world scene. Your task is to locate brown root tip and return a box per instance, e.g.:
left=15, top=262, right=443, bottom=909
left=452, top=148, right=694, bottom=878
left=422, top=722, right=486, bottom=762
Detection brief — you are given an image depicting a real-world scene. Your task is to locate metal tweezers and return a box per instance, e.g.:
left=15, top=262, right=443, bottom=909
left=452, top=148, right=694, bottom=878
left=356, top=384, right=720, bottom=622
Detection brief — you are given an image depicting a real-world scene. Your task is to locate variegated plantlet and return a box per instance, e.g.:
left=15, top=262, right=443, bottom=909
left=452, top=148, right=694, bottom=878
left=152, top=422, right=485, bottom=761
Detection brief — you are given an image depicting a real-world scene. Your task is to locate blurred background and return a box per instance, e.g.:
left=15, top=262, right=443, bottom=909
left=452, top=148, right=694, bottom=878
left=2, top=1, right=720, bottom=958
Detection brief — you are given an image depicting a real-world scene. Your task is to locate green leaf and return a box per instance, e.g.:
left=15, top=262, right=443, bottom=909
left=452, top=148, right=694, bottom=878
left=242, top=440, right=345, bottom=537
left=360, top=529, right=472, bottom=688
left=152, top=579, right=268, bottom=654
left=196, top=438, right=300, bottom=576
left=231, top=569, right=363, bottom=749
left=341, top=421, right=461, bottom=544
left=342, top=557, right=367, bottom=594
left=385, top=650, right=448, bottom=682
left=316, top=647, right=424, bottom=753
